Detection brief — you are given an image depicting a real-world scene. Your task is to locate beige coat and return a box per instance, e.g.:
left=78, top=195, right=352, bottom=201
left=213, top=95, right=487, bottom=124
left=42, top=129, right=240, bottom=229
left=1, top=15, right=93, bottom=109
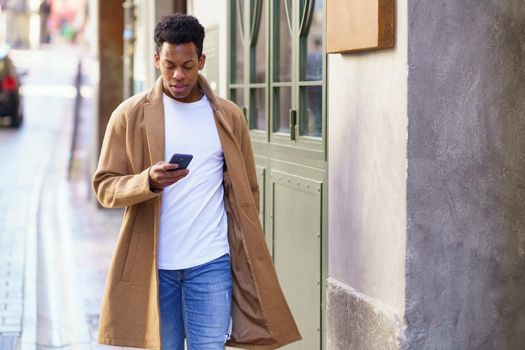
left=93, top=75, right=301, bottom=349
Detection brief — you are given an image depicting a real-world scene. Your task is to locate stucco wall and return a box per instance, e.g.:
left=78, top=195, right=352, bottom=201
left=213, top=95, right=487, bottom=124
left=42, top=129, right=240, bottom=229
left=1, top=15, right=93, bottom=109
left=328, top=0, right=407, bottom=315
left=406, top=1, right=525, bottom=349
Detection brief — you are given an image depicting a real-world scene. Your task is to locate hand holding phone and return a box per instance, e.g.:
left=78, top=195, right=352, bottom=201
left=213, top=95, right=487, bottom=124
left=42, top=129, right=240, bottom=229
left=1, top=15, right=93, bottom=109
left=168, top=153, right=193, bottom=170
left=148, top=154, right=192, bottom=190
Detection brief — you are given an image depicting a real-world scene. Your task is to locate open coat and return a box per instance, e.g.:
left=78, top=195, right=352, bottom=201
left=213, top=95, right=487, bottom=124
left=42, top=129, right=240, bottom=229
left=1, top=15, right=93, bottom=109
left=93, top=75, right=301, bottom=349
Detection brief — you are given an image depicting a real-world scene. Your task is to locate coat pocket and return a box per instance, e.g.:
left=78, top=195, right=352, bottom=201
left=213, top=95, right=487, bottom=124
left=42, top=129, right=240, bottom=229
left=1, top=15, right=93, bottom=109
left=121, top=231, right=141, bottom=282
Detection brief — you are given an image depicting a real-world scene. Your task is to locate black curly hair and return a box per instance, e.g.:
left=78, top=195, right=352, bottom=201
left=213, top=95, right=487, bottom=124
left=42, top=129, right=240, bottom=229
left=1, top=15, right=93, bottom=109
left=154, top=14, right=205, bottom=57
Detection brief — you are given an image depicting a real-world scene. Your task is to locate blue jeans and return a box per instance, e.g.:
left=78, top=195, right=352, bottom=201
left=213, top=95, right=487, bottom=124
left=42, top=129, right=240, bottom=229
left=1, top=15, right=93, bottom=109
left=158, top=254, right=232, bottom=350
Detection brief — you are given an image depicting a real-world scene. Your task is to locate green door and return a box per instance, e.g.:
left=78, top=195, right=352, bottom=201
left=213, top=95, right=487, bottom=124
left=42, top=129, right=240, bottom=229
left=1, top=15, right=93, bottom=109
left=229, top=1, right=327, bottom=348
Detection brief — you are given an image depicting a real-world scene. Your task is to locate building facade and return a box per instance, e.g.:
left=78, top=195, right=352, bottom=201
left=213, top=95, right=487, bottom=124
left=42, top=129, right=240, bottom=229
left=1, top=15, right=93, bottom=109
left=92, top=0, right=525, bottom=349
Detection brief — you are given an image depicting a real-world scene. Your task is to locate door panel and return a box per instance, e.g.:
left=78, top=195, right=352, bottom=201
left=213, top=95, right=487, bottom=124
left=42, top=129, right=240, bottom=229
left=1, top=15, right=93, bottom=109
left=229, top=1, right=326, bottom=348
left=271, top=170, right=322, bottom=349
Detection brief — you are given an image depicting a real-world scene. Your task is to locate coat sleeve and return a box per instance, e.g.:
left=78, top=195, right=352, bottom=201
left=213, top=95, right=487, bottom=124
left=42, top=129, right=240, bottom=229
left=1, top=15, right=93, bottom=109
left=239, top=113, right=260, bottom=214
left=92, top=106, right=160, bottom=208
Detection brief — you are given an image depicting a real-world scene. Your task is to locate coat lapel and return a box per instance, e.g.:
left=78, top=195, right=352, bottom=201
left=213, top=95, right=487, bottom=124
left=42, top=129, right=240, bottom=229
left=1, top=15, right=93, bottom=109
left=144, top=78, right=165, bottom=165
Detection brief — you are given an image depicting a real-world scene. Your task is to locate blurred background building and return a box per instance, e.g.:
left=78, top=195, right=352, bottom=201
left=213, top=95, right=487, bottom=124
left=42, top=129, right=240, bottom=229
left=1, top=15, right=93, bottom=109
left=0, top=0, right=88, bottom=48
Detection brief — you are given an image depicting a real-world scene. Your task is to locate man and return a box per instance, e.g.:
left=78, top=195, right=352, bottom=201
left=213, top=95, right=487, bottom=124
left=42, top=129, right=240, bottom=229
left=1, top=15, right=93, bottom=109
left=93, top=14, right=300, bottom=349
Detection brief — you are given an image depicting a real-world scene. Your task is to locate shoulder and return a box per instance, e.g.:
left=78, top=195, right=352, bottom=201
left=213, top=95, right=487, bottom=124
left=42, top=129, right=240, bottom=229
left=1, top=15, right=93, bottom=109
left=214, top=96, right=252, bottom=146
left=215, top=96, right=245, bottom=129
left=216, top=97, right=243, bottom=118
left=112, top=90, right=149, bottom=120
left=105, top=91, right=149, bottom=132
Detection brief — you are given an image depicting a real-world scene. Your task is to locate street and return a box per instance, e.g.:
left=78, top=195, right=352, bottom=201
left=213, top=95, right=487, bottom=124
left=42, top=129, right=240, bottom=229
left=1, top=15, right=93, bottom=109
left=0, top=46, right=122, bottom=350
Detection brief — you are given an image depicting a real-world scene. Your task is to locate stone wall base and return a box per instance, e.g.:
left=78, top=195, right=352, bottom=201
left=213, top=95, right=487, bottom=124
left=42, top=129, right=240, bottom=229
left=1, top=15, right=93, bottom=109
left=327, top=278, right=405, bottom=350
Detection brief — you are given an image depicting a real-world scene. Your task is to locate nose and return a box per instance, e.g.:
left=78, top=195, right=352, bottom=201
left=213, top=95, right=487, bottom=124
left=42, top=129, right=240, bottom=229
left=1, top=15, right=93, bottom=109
left=173, top=68, right=184, bottom=80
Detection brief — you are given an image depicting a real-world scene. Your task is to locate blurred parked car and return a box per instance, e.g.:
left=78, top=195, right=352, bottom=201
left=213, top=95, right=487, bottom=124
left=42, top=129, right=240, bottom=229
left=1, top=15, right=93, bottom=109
left=0, top=45, right=23, bottom=127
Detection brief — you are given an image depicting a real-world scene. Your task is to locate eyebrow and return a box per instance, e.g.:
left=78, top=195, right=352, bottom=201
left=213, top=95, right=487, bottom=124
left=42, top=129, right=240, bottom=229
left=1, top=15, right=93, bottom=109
left=163, top=58, right=195, bottom=65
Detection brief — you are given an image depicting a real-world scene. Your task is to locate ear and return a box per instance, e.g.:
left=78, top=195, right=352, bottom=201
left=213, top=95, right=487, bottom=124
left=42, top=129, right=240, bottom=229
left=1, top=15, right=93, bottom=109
left=154, top=52, right=160, bottom=69
left=198, top=54, right=206, bottom=71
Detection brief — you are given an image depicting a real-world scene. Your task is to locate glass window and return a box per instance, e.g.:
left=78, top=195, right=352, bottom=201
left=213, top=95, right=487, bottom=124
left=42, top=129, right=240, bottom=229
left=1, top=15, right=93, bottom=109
left=299, top=0, right=323, bottom=82
left=231, top=0, right=244, bottom=84
left=274, top=0, right=292, bottom=82
left=251, top=88, right=267, bottom=130
left=251, top=0, right=266, bottom=84
left=230, top=88, right=245, bottom=108
left=247, top=0, right=266, bottom=130
left=299, top=85, right=322, bottom=137
left=273, top=86, right=292, bottom=133
left=229, top=0, right=324, bottom=140
left=298, top=0, right=323, bottom=137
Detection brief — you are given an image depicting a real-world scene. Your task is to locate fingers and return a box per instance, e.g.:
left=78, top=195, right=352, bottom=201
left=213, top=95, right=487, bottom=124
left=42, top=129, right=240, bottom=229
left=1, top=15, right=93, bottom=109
left=151, top=161, right=176, bottom=171
left=149, top=162, right=189, bottom=190
left=163, top=168, right=190, bottom=182
left=161, top=162, right=180, bottom=172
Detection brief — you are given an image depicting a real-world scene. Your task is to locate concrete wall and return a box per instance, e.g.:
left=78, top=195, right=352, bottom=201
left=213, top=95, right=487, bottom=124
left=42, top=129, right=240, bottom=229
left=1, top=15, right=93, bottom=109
left=405, top=1, right=525, bottom=349
left=327, top=0, right=407, bottom=347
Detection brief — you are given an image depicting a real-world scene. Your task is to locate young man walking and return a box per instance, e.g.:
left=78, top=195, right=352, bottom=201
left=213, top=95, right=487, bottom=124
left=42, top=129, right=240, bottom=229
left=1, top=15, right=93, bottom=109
left=93, top=14, right=300, bottom=349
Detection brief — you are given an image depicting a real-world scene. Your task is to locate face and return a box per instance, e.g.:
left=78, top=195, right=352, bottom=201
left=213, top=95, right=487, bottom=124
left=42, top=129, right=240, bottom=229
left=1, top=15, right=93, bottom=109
left=154, top=42, right=206, bottom=103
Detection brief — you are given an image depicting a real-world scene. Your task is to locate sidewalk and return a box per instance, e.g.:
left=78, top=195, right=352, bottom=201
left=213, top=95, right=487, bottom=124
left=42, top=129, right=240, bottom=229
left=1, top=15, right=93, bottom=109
left=67, top=87, right=123, bottom=345
left=32, top=50, right=124, bottom=348
left=0, top=46, right=122, bottom=349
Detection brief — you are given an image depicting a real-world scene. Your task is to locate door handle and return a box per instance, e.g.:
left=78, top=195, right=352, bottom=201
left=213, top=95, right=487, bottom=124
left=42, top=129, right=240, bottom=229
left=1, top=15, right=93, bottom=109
left=289, top=109, right=297, bottom=141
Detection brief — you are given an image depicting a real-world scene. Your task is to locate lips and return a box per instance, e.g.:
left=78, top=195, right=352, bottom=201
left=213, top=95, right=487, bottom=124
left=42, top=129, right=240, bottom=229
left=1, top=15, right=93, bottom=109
left=171, top=84, right=187, bottom=94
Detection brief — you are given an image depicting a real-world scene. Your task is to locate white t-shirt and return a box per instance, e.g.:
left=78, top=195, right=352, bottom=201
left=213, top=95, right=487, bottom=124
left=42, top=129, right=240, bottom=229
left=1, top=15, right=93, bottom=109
left=157, top=93, right=229, bottom=270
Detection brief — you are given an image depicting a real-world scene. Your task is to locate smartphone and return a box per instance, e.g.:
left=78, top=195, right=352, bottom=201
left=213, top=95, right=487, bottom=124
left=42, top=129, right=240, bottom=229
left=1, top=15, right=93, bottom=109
left=168, top=153, right=193, bottom=170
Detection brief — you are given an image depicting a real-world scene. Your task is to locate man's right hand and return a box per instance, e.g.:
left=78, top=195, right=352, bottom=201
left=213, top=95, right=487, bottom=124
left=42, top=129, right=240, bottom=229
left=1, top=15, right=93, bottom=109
left=148, top=161, right=190, bottom=191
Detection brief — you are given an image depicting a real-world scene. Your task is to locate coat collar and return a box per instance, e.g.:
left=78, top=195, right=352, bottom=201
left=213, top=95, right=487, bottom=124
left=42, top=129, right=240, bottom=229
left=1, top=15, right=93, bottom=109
left=143, top=74, right=235, bottom=166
